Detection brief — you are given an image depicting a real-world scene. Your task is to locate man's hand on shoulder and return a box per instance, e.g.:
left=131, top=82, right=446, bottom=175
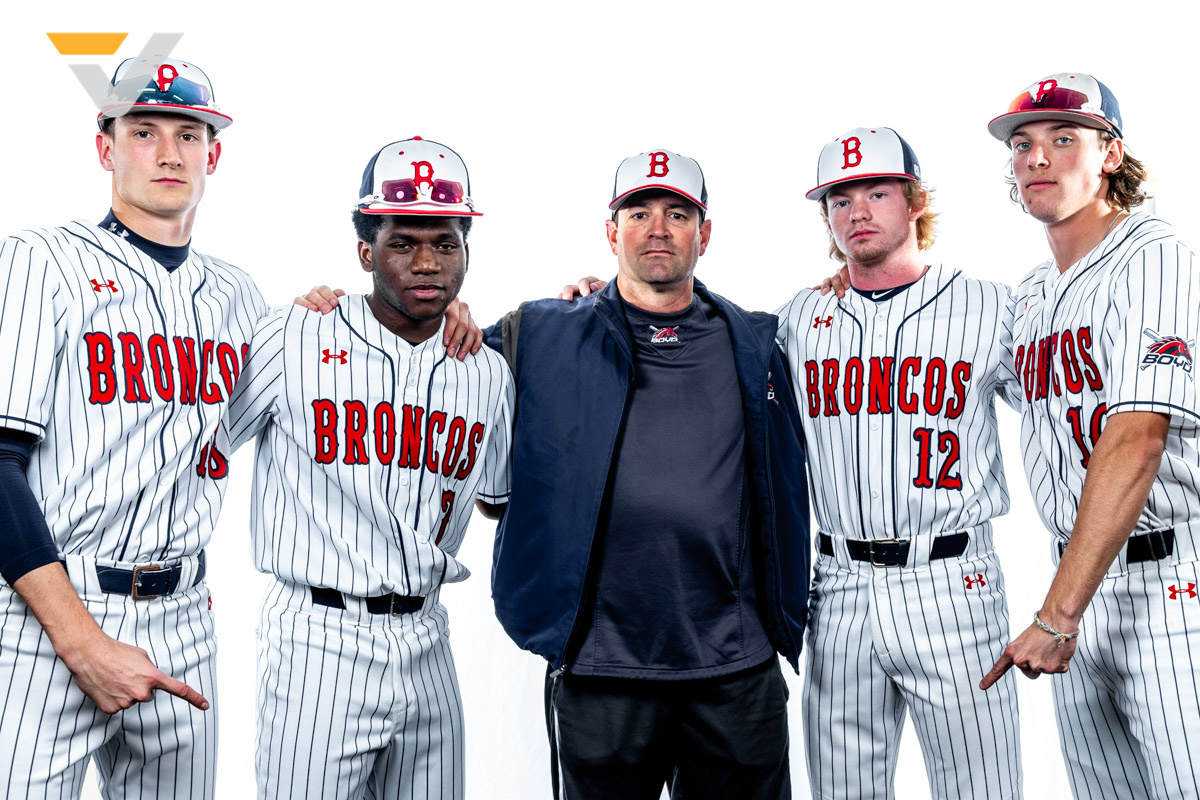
left=443, top=298, right=483, bottom=360
left=559, top=277, right=607, bottom=301
left=295, top=285, right=345, bottom=314
left=815, top=265, right=850, bottom=298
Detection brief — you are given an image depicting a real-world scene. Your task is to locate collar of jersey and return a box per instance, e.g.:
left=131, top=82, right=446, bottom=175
left=846, top=264, right=943, bottom=305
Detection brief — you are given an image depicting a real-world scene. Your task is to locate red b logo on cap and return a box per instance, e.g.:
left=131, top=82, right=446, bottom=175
left=647, top=152, right=670, bottom=178
left=1034, top=79, right=1059, bottom=105
left=156, top=64, right=177, bottom=92
left=842, top=137, right=862, bottom=170
left=412, top=161, right=435, bottom=192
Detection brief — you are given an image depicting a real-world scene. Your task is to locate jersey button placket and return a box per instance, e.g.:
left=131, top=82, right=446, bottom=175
left=401, top=357, right=416, bottom=489
left=864, top=310, right=888, bottom=528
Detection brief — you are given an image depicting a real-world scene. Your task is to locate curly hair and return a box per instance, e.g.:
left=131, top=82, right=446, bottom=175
left=819, top=179, right=937, bottom=263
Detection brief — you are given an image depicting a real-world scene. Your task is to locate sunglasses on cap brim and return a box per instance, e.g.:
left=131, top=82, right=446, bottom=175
left=123, top=75, right=214, bottom=109
left=379, top=178, right=467, bottom=205
left=1005, top=87, right=1117, bottom=134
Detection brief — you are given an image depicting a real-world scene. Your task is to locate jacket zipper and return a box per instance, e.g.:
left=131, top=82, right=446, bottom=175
left=763, top=393, right=800, bottom=660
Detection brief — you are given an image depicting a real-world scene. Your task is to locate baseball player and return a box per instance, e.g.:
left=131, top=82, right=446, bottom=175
left=980, top=73, right=1200, bottom=798
left=775, top=128, right=1023, bottom=800
left=0, top=57, right=264, bottom=797
left=224, top=137, right=513, bottom=800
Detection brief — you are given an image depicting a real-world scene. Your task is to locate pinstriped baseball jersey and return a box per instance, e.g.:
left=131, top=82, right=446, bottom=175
left=777, top=264, right=1024, bottom=800
left=1011, top=210, right=1200, bottom=800
left=225, top=294, right=513, bottom=598
left=0, top=222, right=265, bottom=564
left=1011, top=211, right=1200, bottom=543
left=776, top=264, right=1020, bottom=538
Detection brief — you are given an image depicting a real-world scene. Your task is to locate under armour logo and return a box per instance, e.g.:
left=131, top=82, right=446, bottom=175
left=90, top=279, right=118, bottom=292
left=321, top=349, right=348, bottom=364
left=1169, top=583, right=1197, bottom=599
left=813, top=315, right=833, bottom=328
left=964, top=574, right=986, bottom=590
left=107, top=222, right=130, bottom=239
left=647, top=151, right=670, bottom=178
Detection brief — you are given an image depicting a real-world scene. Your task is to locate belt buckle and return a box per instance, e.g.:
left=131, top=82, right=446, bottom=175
left=131, top=564, right=166, bottom=601
left=388, top=594, right=404, bottom=616
left=869, top=538, right=900, bottom=568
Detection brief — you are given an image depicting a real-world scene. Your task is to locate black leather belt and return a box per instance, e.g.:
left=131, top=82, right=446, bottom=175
left=819, top=532, right=969, bottom=567
left=1057, top=528, right=1175, bottom=563
left=309, top=586, right=424, bottom=615
left=94, top=551, right=206, bottom=601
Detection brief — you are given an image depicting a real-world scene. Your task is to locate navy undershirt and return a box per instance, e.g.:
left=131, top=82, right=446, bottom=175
left=0, top=211, right=188, bottom=584
left=566, top=295, right=772, bottom=679
left=98, top=209, right=191, bottom=270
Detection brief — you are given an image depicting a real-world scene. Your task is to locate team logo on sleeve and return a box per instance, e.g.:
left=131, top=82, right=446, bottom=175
left=1141, top=329, right=1195, bottom=379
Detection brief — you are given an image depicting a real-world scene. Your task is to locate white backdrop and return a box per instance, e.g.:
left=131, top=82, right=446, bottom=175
left=2, top=2, right=1199, bottom=797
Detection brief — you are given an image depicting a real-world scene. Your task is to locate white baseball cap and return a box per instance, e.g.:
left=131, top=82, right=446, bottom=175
left=609, top=149, right=708, bottom=212
left=98, top=56, right=231, bottom=130
left=806, top=128, right=921, bottom=202
left=988, top=72, right=1123, bottom=143
left=357, top=137, right=481, bottom=216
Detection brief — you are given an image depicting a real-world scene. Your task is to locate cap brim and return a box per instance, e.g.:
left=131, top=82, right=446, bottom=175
left=358, top=205, right=482, bottom=217
left=99, top=102, right=233, bottom=130
left=805, top=172, right=919, bottom=202
left=987, top=110, right=1116, bottom=143
left=608, top=184, right=707, bottom=212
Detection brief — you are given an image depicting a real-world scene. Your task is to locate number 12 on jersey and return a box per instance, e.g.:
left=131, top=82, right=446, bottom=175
left=912, top=428, right=962, bottom=490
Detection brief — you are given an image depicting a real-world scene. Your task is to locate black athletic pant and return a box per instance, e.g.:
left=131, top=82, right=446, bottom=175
left=545, top=656, right=791, bottom=799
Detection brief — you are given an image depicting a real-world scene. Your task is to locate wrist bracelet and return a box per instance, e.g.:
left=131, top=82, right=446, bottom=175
left=1033, top=612, right=1080, bottom=647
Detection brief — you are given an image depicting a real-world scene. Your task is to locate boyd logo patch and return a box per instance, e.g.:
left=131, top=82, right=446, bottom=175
left=1140, top=329, right=1194, bottom=380
left=649, top=325, right=679, bottom=344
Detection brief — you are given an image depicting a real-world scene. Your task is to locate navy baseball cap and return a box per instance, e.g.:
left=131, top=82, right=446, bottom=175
left=98, top=56, right=231, bottom=130
left=357, top=137, right=481, bottom=217
left=807, top=128, right=921, bottom=202
left=988, top=73, right=1123, bottom=142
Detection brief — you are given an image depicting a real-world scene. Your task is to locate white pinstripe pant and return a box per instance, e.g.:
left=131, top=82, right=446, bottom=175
left=802, top=528, right=1022, bottom=800
left=255, top=581, right=464, bottom=800
left=1051, top=548, right=1200, bottom=800
left=0, top=556, right=217, bottom=800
